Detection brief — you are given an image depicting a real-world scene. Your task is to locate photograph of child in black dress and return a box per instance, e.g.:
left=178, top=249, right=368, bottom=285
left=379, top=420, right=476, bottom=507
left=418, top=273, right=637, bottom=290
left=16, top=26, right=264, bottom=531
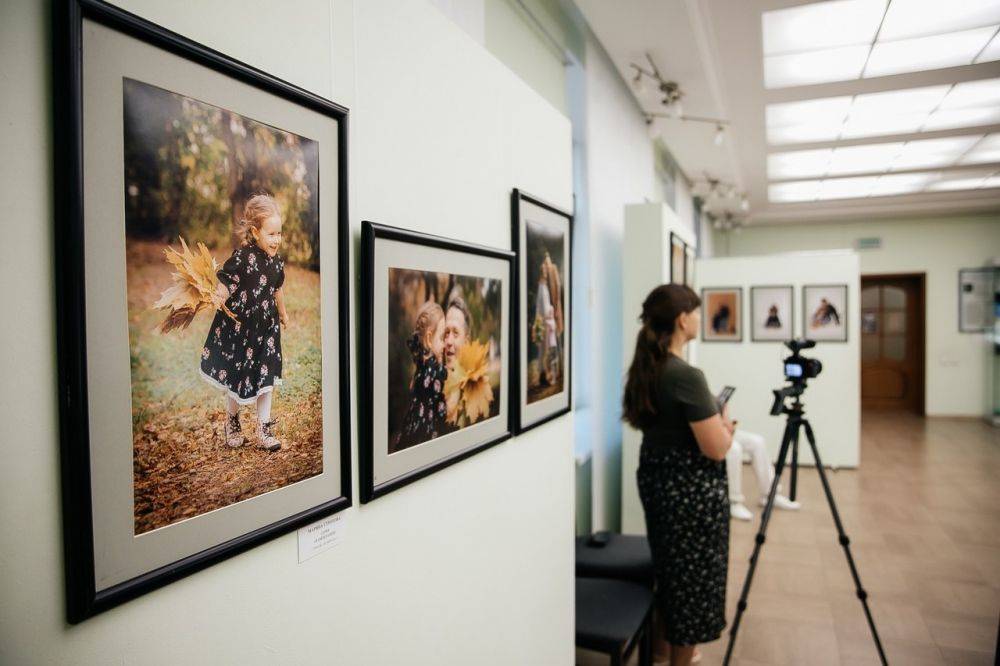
left=387, top=269, right=503, bottom=454
left=123, top=78, right=323, bottom=534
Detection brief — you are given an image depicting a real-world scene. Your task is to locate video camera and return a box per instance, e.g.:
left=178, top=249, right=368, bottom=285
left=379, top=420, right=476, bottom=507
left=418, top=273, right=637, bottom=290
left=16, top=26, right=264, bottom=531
left=770, top=339, right=822, bottom=415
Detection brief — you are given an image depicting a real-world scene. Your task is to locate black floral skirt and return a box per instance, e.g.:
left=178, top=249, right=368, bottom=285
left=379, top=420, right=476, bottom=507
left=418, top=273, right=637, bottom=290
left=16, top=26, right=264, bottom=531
left=637, top=442, right=729, bottom=646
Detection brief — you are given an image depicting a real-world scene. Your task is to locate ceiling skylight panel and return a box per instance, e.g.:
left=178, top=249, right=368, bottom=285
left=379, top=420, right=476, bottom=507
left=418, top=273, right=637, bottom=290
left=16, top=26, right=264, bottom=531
left=923, top=106, right=1000, bottom=130
left=851, top=85, right=952, bottom=115
left=768, top=149, right=834, bottom=179
left=960, top=135, right=1000, bottom=164
left=765, top=46, right=870, bottom=88
left=977, top=31, right=1000, bottom=62
left=870, top=172, right=937, bottom=195
left=981, top=175, right=1000, bottom=187
left=892, top=135, right=982, bottom=170
left=840, top=112, right=928, bottom=139
left=767, top=123, right=844, bottom=145
left=864, top=26, right=999, bottom=78
left=768, top=180, right=822, bottom=202
left=817, top=175, right=881, bottom=199
left=827, top=142, right=904, bottom=175
left=878, top=0, right=1000, bottom=41
left=939, top=78, right=1000, bottom=109
left=766, top=97, right=854, bottom=127
left=762, top=0, right=885, bottom=55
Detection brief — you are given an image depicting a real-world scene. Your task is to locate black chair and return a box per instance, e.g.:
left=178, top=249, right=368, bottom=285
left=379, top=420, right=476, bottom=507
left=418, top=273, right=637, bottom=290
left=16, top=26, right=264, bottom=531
left=576, top=577, right=654, bottom=666
left=575, top=532, right=654, bottom=588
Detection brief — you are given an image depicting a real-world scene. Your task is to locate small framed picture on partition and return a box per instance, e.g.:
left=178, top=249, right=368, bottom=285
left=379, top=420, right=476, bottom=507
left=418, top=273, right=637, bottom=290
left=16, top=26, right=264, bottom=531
left=751, top=286, right=794, bottom=341
left=670, top=232, right=686, bottom=285
left=54, top=0, right=351, bottom=622
left=702, top=287, right=743, bottom=342
left=958, top=267, right=995, bottom=333
left=803, top=284, right=849, bottom=341
left=684, top=244, right=695, bottom=287
left=360, top=222, right=514, bottom=502
left=511, top=189, right=573, bottom=434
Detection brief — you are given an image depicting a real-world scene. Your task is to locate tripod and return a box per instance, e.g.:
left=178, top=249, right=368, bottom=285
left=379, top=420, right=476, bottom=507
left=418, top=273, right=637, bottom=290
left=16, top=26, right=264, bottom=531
left=722, top=395, right=888, bottom=665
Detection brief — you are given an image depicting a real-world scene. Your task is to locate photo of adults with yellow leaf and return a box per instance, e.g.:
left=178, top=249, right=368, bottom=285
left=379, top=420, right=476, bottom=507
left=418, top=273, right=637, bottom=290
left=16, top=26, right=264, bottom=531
left=387, top=270, right=503, bottom=454
left=123, top=77, right=323, bottom=534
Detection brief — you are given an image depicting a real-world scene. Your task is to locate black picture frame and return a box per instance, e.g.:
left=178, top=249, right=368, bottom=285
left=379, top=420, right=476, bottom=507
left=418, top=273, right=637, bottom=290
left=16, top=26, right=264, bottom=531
left=359, top=221, right=515, bottom=503
left=670, top=232, right=686, bottom=285
left=750, top=285, right=795, bottom=342
left=958, top=267, right=996, bottom=333
left=510, top=189, right=573, bottom=435
left=701, top=287, right=743, bottom=342
left=802, top=284, right=849, bottom=342
left=54, top=0, right=352, bottom=623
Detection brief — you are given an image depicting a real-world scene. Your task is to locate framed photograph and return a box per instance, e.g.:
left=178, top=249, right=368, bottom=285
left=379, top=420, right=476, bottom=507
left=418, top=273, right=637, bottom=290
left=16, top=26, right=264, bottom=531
left=702, top=287, right=743, bottom=342
left=959, top=267, right=995, bottom=333
left=684, top=244, right=695, bottom=287
left=751, top=286, right=794, bottom=341
left=670, top=232, right=686, bottom=285
left=803, top=284, right=849, bottom=342
left=54, top=0, right=351, bottom=622
left=360, top=222, right=514, bottom=502
left=511, top=189, right=572, bottom=434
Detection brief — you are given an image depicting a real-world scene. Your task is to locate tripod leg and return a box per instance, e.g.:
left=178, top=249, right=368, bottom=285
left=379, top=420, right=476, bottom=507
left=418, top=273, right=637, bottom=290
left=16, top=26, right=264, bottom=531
left=802, top=420, right=888, bottom=666
left=723, top=418, right=797, bottom=666
left=790, top=431, right=799, bottom=502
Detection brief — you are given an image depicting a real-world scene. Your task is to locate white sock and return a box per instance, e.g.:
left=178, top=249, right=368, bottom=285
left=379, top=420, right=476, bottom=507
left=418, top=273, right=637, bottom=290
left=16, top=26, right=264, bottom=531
left=256, top=391, right=273, bottom=425
left=226, top=396, right=239, bottom=417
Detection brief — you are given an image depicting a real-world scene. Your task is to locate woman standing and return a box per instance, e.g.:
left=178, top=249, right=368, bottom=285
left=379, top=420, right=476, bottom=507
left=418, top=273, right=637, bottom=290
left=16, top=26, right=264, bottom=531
left=622, top=284, right=735, bottom=666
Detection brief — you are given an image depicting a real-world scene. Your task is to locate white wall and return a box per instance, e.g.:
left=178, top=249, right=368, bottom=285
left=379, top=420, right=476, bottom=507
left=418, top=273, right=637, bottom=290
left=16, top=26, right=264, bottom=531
left=0, top=1, right=574, bottom=664
left=582, top=34, right=661, bottom=532
left=720, top=216, right=1000, bottom=416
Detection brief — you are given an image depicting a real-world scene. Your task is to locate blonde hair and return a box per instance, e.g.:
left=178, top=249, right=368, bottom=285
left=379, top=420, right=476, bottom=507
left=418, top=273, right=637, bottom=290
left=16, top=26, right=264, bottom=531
left=414, top=301, right=445, bottom=353
left=236, top=193, right=281, bottom=246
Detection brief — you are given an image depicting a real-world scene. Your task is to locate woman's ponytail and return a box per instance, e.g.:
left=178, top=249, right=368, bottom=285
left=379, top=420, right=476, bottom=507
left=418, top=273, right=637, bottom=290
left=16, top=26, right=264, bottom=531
left=622, top=284, right=701, bottom=429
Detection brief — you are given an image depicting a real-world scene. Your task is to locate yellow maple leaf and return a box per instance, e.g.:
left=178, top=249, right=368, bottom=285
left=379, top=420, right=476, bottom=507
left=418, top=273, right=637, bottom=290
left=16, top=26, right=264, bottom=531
left=444, top=340, right=493, bottom=425
left=153, top=237, right=238, bottom=333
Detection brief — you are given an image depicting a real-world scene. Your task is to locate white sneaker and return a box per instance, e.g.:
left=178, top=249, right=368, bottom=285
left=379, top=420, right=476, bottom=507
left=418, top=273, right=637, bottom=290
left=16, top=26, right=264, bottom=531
left=730, top=503, right=754, bottom=521
left=760, top=494, right=801, bottom=510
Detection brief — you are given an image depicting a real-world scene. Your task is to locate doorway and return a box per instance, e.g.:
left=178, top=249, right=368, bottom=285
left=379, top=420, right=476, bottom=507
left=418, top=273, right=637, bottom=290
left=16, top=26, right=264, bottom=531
left=860, top=274, right=926, bottom=413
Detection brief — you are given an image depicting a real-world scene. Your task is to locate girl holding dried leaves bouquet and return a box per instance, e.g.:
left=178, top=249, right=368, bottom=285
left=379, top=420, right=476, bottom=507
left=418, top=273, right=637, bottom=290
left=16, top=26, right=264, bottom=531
left=198, top=193, right=289, bottom=452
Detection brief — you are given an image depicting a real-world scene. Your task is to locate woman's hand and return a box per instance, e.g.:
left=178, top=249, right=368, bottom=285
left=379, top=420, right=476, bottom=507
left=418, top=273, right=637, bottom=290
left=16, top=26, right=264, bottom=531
left=279, top=311, right=289, bottom=327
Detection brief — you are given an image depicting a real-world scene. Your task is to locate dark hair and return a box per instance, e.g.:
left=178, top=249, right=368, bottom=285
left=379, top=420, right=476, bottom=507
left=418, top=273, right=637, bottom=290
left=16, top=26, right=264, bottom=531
left=622, top=284, right=701, bottom=429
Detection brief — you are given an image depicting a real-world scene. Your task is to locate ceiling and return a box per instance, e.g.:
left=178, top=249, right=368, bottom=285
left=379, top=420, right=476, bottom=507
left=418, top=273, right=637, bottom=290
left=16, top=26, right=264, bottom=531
left=574, top=0, right=1000, bottom=225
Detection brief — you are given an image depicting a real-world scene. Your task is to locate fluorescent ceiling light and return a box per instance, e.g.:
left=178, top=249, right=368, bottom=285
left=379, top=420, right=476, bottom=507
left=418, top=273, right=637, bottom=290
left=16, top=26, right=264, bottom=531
left=762, top=0, right=885, bottom=55
left=879, top=0, right=1000, bottom=41
left=765, top=46, right=869, bottom=88
left=769, top=180, right=821, bottom=202
left=864, top=26, right=999, bottom=78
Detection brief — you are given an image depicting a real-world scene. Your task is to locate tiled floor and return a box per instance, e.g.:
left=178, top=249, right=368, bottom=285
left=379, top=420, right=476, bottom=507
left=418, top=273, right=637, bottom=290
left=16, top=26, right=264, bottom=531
left=582, top=412, right=1000, bottom=665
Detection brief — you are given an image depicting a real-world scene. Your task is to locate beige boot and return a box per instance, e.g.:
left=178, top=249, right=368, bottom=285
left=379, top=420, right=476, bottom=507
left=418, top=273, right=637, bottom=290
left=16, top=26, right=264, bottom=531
left=224, top=413, right=244, bottom=448
left=257, top=419, right=281, bottom=452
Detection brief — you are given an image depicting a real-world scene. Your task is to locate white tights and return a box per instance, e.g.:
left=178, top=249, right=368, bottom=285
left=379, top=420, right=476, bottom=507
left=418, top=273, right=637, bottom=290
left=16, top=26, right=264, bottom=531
left=726, top=430, right=781, bottom=503
left=226, top=391, right=273, bottom=424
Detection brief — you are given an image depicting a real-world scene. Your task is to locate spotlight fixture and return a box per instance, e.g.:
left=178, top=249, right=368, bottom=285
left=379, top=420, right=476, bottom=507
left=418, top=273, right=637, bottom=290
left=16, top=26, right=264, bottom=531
left=709, top=211, right=747, bottom=233
left=630, top=53, right=731, bottom=141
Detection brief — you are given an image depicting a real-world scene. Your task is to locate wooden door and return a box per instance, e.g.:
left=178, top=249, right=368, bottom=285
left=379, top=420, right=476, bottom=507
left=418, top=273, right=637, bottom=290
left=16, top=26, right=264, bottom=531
left=860, top=275, right=925, bottom=412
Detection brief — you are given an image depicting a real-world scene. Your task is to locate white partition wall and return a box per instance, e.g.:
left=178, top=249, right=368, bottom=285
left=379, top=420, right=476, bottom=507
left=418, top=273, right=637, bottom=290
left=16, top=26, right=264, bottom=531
left=0, top=0, right=574, bottom=663
left=620, top=203, right=696, bottom=534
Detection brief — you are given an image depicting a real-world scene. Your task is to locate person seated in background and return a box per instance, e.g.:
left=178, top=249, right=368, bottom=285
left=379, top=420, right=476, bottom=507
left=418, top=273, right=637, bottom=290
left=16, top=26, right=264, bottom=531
left=726, top=429, right=800, bottom=521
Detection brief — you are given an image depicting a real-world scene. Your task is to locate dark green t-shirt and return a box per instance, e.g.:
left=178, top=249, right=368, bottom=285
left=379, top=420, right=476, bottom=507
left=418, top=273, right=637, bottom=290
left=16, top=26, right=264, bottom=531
left=642, top=354, right=719, bottom=452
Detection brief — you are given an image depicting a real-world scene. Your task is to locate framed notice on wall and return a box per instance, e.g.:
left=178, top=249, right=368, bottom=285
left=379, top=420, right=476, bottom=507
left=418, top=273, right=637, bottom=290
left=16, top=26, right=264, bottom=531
left=959, top=267, right=996, bottom=333
left=54, top=0, right=351, bottom=622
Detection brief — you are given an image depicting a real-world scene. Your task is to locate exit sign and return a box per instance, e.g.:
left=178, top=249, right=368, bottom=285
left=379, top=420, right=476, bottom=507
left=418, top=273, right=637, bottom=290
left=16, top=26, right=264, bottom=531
left=856, top=237, right=882, bottom=250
